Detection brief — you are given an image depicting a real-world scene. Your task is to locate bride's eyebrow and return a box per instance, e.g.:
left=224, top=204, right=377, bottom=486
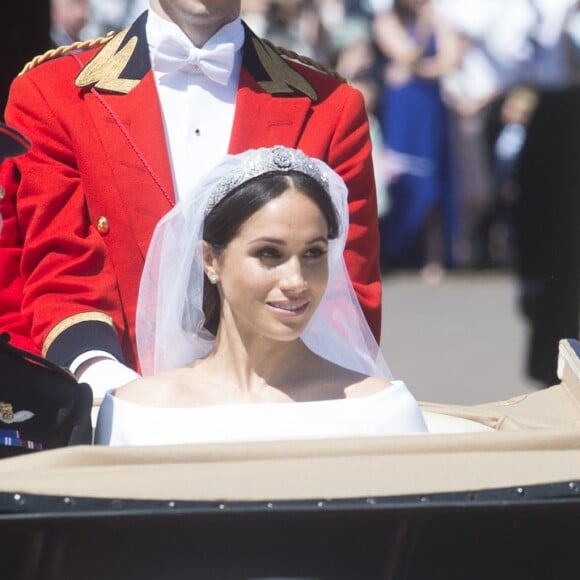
left=248, top=237, right=285, bottom=245
left=248, top=236, right=328, bottom=245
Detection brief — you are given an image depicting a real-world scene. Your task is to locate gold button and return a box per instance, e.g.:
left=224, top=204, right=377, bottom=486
left=96, top=216, right=109, bottom=235
left=0, top=186, right=5, bottom=200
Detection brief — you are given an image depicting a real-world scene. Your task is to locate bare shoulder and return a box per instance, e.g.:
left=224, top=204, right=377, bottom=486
left=343, top=375, right=394, bottom=399
left=313, top=357, right=393, bottom=399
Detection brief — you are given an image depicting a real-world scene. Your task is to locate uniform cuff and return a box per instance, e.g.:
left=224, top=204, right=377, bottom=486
left=45, top=320, right=124, bottom=368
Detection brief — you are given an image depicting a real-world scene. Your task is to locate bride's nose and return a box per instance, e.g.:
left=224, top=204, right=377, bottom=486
left=279, top=256, right=308, bottom=292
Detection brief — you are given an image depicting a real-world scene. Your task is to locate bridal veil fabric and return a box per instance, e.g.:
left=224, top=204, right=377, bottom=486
left=135, top=146, right=392, bottom=379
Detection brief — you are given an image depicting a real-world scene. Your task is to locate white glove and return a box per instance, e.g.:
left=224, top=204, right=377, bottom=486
left=71, top=352, right=141, bottom=399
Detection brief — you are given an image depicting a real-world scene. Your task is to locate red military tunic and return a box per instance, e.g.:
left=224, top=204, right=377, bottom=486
left=0, top=159, right=39, bottom=353
left=5, top=15, right=381, bottom=372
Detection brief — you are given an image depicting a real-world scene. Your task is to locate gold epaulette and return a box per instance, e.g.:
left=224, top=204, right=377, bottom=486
left=263, top=39, right=345, bottom=83
left=19, top=32, right=116, bottom=76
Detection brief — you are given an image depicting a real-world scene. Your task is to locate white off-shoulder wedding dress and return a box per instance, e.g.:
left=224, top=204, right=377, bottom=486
left=94, top=380, right=428, bottom=446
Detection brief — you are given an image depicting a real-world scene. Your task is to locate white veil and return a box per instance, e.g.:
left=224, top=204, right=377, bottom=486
left=136, top=146, right=392, bottom=380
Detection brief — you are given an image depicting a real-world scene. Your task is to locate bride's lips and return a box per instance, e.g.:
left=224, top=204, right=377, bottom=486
left=266, top=299, right=309, bottom=316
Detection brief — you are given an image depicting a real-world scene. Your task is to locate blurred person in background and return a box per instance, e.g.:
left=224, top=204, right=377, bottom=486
left=262, top=0, right=333, bottom=62
left=241, top=0, right=270, bottom=36
left=440, top=0, right=577, bottom=269
left=475, top=86, right=539, bottom=269
left=372, top=0, right=464, bottom=281
left=50, top=0, right=91, bottom=46
left=515, top=0, right=578, bottom=90
left=316, top=0, right=347, bottom=37
left=332, top=14, right=379, bottom=79
left=83, top=0, right=148, bottom=37
left=351, top=75, right=393, bottom=220
left=437, top=0, right=503, bottom=270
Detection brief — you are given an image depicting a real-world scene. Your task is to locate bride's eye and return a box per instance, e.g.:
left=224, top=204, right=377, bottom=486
left=304, top=246, right=327, bottom=259
left=255, top=246, right=281, bottom=260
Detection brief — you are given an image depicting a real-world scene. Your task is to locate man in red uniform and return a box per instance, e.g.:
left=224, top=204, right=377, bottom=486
left=4, top=0, right=381, bottom=396
left=0, top=122, right=37, bottom=353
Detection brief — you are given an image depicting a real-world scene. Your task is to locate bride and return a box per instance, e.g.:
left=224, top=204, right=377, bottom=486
left=95, top=146, right=427, bottom=445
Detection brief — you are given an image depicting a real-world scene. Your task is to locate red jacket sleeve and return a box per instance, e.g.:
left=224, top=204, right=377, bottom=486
left=318, top=82, right=382, bottom=341
left=6, top=68, right=125, bottom=366
left=0, top=159, right=40, bottom=354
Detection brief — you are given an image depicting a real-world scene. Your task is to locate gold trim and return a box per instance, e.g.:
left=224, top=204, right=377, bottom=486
left=19, top=33, right=115, bottom=76
left=75, top=28, right=140, bottom=93
left=42, top=312, right=116, bottom=358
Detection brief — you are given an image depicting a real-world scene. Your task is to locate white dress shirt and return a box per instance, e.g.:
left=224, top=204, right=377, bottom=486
left=147, top=9, right=244, bottom=200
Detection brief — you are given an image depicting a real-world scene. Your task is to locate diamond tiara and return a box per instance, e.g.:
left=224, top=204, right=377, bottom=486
left=205, top=146, right=330, bottom=216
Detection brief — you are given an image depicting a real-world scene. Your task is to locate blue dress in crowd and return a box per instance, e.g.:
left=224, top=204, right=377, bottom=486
left=379, top=31, right=458, bottom=270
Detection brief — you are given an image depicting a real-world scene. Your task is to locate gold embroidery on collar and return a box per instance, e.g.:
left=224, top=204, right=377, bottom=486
left=75, top=28, right=140, bottom=94
left=252, top=37, right=317, bottom=101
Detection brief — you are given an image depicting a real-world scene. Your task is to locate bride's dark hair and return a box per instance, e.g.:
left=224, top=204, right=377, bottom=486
left=202, top=171, right=340, bottom=335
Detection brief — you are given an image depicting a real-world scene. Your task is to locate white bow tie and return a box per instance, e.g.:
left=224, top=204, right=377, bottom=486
left=152, top=35, right=236, bottom=86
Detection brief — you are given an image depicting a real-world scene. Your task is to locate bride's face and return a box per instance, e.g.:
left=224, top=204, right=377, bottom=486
left=210, top=188, right=330, bottom=343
